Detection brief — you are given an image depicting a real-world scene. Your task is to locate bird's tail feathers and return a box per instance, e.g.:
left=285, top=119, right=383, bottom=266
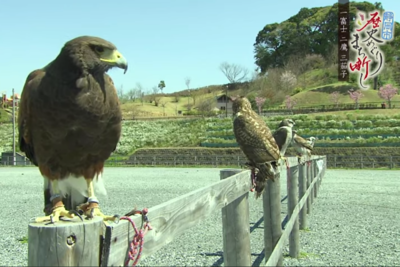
left=254, top=162, right=276, bottom=199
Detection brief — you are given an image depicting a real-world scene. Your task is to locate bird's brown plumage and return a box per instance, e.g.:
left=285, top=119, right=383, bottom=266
left=18, top=36, right=128, bottom=222
left=19, top=36, right=123, bottom=180
left=292, top=130, right=314, bottom=162
left=232, top=96, right=280, bottom=197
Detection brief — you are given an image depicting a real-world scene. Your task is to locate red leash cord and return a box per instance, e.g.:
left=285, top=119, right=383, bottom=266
left=120, top=208, right=153, bottom=266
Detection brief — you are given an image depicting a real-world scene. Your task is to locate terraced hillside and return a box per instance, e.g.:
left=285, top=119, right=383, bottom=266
left=1, top=113, right=400, bottom=158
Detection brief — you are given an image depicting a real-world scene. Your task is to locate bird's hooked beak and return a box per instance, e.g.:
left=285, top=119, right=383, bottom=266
left=100, top=49, right=128, bottom=74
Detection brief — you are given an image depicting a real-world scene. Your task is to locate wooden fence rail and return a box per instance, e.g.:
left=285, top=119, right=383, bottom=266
left=1, top=154, right=397, bottom=169
left=27, top=155, right=327, bottom=266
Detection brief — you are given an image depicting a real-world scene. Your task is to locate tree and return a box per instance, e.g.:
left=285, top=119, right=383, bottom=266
left=151, top=86, right=161, bottom=106
left=134, top=83, right=145, bottom=105
left=158, top=80, right=166, bottom=94
left=255, top=96, right=266, bottom=114
left=185, top=77, right=191, bottom=108
left=280, top=70, right=297, bottom=93
left=160, top=101, right=167, bottom=116
left=253, top=2, right=381, bottom=72
left=196, top=97, right=215, bottom=114
left=329, top=91, right=341, bottom=109
left=378, top=84, right=398, bottom=108
left=117, top=85, right=128, bottom=103
left=284, top=95, right=297, bottom=113
left=348, top=89, right=364, bottom=109
left=219, top=62, right=249, bottom=83
left=126, top=88, right=138, bottom=101
left=117, top=85, right=124, bottom=99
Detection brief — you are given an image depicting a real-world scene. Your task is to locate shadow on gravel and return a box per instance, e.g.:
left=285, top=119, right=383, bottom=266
left=204, top=195, right=288, bottom=266
left=202, top=250, right=266, bottom=267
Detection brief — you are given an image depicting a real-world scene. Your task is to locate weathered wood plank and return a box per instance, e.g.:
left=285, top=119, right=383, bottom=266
left=102, top=169, right=251, bottom=267
left=265, top=171, right=322, bottom=267
left=288, top=165, right=299, bottom=258
left=310, top=160, right=315, bottom=204
left=314, top=160, right=319, bottom=198
left=306, top=161, right=312, bottom=215
left=28, top=216, right=103, bottom=266
left=298, top=164, right=308, bottom=230
left=221, top=169, right=251, bottom=267
left=263, top=171, right=283, bottom=266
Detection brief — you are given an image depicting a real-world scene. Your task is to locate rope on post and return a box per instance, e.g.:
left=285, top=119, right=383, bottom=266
left=120, top=208, right=153, bottom=266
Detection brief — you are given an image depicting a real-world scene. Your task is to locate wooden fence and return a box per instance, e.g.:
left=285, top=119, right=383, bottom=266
left=2, top=154, right=397, bottom=169
left=27, top=155, right=327, bottom=266
left=328, top=155, right=400, bottom=169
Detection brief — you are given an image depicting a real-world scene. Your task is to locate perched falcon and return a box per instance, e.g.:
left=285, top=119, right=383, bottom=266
left=292, top=130, right=314, bottom=164
left=273, top=119, right=295, bottom=163
left=232, top=96, right=281, bottom=198
left=307, top=136, right=317, bottom=148
left=18, top=36, right=127, bottom=223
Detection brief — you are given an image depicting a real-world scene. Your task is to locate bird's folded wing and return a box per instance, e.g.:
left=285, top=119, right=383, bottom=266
left=234, top=115, right=280, bottom=162
left=294, top=134, right=313, bottom=150
left=273, top=127, right=290, bottom=151
left=18, top=69, right=45, bottom=164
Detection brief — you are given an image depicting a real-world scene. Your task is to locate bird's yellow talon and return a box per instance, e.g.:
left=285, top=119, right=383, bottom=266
left=35, top=206, right=74, bottom=223
left=77, top=202, right=118, bottom=222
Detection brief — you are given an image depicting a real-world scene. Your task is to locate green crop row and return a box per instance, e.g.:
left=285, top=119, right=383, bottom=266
left=206, top=118, right=400, bottom=131
left=1, top=114, right=399, bottom=157
left=206, top=127, right=400, bottom=137
left=202, top=135, right=400, bottom=145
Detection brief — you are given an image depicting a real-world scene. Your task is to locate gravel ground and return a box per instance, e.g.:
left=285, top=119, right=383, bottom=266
left=0, top=167, right=399, bottom=266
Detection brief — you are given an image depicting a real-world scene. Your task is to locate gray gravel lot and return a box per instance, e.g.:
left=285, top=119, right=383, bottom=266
left=0, top=167, right=399, bottom=266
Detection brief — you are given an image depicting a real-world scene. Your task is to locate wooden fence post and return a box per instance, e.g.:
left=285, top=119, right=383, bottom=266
left=28, top=217, right=103, bottom=266
left=306, top=161, right=312, bottom=215
left=313, top=159, right=318, bottom=199
left=310, top=160, right=314, bottom=205
left=220, top=169, right=251, bottom=267
left=298, top=163, right=308, bottom=230
left=288, top=163, right=299, bottom=258
left=263, top=170, right=283, bottom=266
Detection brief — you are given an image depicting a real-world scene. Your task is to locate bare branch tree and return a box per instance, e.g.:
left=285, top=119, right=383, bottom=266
left=185, top=76, right=191, bottom=108
left=219, top=62, right=249, bottom=83
left=160, top=100, right=167, bottom=116
left=126, top=88, right=138, bottom=101
left=135, top=83, right=145, bottom=105
left=117, top=85, right=124, bottom=99
left=151, top=86, right=161, bottom=106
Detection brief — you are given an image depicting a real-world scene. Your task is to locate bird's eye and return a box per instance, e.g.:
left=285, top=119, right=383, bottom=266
left=94, top=46, right=104, bottom=53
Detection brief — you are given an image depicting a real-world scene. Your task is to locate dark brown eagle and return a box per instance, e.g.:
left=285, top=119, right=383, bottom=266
left=273, top=119, right=295, bottom=164
left=18, top=36, right=128, bottom=223
left=232, top=96, right=281, bottom=198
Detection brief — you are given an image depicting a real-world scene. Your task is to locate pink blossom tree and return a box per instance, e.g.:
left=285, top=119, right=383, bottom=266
left=348, top=89, right=364, bottom=109
left=378, top=84, right=398, bottom=108
left=285, top=95, right=297, bottom=113
left=329, top=91, right=341, bottom=109
left=255, top=96, right=266, bottom=114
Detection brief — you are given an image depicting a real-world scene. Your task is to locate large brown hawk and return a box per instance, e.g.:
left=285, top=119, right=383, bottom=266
left=18, top=36, right=128, bottom=223
left=232, top=96, right=281, bottom=198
